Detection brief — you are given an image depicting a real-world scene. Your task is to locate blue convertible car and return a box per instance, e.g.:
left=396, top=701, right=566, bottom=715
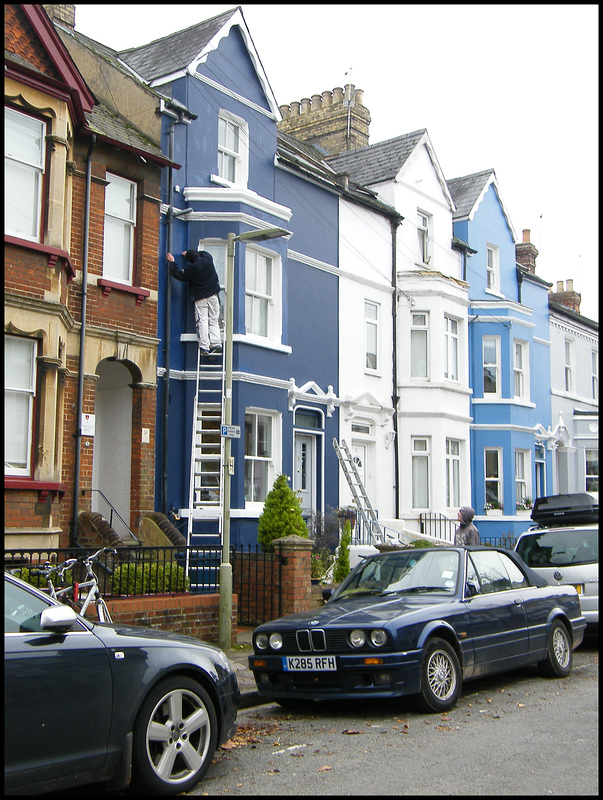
left=249, top=546, right=586, bottom=712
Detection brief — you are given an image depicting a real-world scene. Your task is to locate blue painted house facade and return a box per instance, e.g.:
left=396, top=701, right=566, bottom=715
left=117, top=8, right=342, bottom=546
left=448, top=170, right=554, bottom=539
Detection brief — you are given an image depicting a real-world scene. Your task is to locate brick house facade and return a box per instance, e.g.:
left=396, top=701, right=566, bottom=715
left=4, top=5, right=172, bottom=550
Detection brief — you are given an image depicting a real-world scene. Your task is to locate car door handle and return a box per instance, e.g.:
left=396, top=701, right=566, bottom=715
left=514, top=599, right=523, bottom=606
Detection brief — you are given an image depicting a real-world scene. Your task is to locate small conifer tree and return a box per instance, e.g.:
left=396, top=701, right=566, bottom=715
left=257, top=474, right=308, bottom=552
left=333, top=519, right=352, bottom=583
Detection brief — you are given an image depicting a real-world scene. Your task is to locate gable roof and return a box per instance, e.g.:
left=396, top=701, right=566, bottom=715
left=326, top=128, right=455, bottom=211
left=6, top=4, right=94, bottom=119
left=116, top=6, right=280, bottom=116
left=447, top=168, right=517, bottom=241
left=326, top=129, right=427, bottom=186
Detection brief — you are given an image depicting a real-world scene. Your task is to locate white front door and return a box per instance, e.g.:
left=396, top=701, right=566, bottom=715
left=294, top=433, right=316, bottom=517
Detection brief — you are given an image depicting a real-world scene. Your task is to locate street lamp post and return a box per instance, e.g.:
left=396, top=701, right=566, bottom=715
left=219, top=227, right=289, bottom=649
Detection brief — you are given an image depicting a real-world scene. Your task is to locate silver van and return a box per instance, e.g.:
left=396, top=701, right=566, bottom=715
left=515, top=523, right=598, bottom=626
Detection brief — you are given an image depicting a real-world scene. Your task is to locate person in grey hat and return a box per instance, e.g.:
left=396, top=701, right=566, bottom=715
left=455, top=506, right=480, bottom=545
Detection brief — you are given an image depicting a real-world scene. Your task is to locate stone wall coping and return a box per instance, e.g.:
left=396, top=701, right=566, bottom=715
left=275, top=534, right=313, bottom=550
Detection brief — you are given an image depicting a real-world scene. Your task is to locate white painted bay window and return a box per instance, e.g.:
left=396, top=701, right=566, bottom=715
left=217, top=111, right=248, bottom=186
left=483, top=336, right=500, bottom=396
left=5, top=107, right=46, bottom=242
left=485, top=448, right=502, bottom=508
left=4, top=336, right=37, bottom=476
left=446, top=439, right=461, bottom=508
left=444, top=315, right=459, bottom=380
left=244, top=411, right=276, bottom=503
left=411, top=437, right=430, bottom=508
left=411, top=312, right=429, bottom=378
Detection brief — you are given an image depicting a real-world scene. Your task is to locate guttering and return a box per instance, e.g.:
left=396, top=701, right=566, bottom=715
left=71, top=133, right=96, bottom=546
left=391, top=215, right=403, bottom=518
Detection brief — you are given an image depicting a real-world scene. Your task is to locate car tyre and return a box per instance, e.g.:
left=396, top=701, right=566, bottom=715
left=131, top=675, right=217, bottom=795
left=417, top=637, right=462, bottom=712
left=538, top=619, right=573, bottom=678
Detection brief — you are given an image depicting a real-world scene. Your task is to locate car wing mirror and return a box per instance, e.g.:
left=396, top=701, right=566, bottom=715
left=40, top=604, right=79, bottom=633
left=465, top=579, right=480, bottom=597
left=322, top=588, right=334, bottom=603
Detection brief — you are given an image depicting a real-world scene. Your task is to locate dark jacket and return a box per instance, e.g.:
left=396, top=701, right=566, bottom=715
left=455, top=506, right=480, bottom=546
left=170, top=250, right=220, bottom=301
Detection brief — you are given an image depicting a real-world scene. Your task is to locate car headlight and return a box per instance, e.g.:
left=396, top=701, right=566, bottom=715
left=256, top=633, right=269, bottom=650
left=269, top=632, right=283, bottom=650
left=370, top=629, right=387, bottom=647
left=349, top=629, right=366, bottom=648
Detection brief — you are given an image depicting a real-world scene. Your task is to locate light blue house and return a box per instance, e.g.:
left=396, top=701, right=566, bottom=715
left=448, top=170, right=554, bottom=540
left=117, top=8, right=343, bottom=546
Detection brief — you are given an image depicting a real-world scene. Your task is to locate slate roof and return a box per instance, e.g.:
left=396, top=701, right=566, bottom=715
left=86, top=104, right=172, bottom=165
left=117, top=7, right=239, bottom=82
left=277, top=131, right=399, bottom=220
left=326, top=130, right=427, bottom=186
left=447, top=169, right=495, bottom=220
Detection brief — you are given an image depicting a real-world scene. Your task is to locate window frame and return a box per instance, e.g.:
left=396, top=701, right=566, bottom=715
left=103, top=172, right=137, bottom=285
left=411, top=437, right=430, bottom=509
left=364, top=300, right=379, bottom=372
left=484, top=448, right=503, bottom=508
left=411, top=312, right=429, bottom=379
left=244, top=245, right=283, bottom=345
left=4, top=336, right=38, bottom=477
left=482, top=335, right=500, bottom=397
left=591, top=350, right=598, bottom=401
left=585, top=449, right=598, bottom=495
left=417, top=210, right=431, bottom=265
left=564, top=340, right=573, bottom=392
left=216, top=110, right=249, bottom=187
left=513, top=339, right=529, bottom=400
left=446, top=438, right=461, bottom=509
left=4, top=106, right=46, bottom=243
left=515, top=449, right=530, bottom=506
left=444, top=315, right=459, bottom=381
left=244, top=409, right=279, bottom=506
left=485, top=243, right=500, bottom=292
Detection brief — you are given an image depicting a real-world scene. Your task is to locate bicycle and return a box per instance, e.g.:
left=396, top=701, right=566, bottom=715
left=30, top=547, right=116, bottom=623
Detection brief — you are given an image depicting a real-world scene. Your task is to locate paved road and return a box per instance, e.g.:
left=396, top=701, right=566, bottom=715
left=193, top=640, right=598, bottom=796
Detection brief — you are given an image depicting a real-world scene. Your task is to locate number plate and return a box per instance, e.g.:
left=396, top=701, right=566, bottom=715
left=572, top=584, right=582, bottom=594
left=283, top=655, right=337, bottom=671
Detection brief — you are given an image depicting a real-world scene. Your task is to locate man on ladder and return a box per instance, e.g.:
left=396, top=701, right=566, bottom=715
left=167, top=249, right=222, bottom=355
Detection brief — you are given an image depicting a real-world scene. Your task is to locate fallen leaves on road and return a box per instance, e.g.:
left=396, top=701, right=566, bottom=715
left=341, top=729, right=366, bottom=735
left=221, top=720, right=281, bottom=750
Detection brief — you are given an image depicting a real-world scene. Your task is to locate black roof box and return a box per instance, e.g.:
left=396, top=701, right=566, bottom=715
left=531, top=493, right=599, bottom=527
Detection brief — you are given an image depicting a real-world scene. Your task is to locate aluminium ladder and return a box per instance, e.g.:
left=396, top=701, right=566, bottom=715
left=333, top=438, right=384, bottom=546
left=186, top=346, right=225, bottom=590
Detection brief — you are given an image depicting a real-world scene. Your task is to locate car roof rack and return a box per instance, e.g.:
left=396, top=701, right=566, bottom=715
left=530, top=492, right=598, bottom=528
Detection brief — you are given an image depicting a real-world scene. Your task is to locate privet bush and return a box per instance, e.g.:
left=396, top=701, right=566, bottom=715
left=257, top=474, right=308, bottom=552
left=112, top=561, right=189, bottom=595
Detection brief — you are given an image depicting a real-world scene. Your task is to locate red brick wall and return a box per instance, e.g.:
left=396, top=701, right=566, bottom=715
left=105, top=593, right=238, bottom=645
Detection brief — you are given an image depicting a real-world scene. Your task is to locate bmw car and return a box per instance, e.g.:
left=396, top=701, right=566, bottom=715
left=249, top=546, right=585, bottom=712
left=5, top=571, right=239, bottom=796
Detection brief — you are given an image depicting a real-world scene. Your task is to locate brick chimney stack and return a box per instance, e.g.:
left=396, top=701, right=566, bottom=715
left=278, top=85, right=371, bottom=156
left=43, top=4, right=76, bottom=29
left=549, top=279, right=582, bottom=314
left=515, top=228, right=539, bottom=273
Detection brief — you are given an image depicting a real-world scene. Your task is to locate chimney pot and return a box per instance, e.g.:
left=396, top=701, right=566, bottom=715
left=289, top=101, right=300, bottom=117
left=332, top=87, right=344, bottom=104
left=321, top=90, right=332, bottom=107
left=556, top=281, right=564, bottom=292
left=522, top=229, right=530, bottom=243
left=300, top=98, right=311, bottom=114
left=311, top=94, right=322, bottom=111
left=566, top=279, right=574, bottom=291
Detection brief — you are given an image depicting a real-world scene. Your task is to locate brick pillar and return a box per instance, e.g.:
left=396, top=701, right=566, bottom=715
left=275, top=535, right=313, bottom=616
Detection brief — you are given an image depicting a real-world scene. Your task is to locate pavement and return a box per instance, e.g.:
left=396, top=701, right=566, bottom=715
left=223, top=626, right=267, bottom=708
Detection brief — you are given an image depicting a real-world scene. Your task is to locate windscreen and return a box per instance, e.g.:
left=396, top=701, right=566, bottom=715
left=516, top=528, right=598, bottom=568
left=332, top=549, right=460, bottom=600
